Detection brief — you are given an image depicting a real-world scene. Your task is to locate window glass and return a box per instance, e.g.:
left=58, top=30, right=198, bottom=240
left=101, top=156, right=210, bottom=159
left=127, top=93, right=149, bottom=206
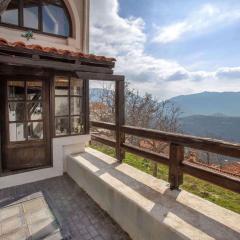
left=8, top=81, right=25, bottom=100
left=42, top=3, right=69, bottom=36
left=9, top=123, right=26, bottom=142
left=55, top=97, right=69, bottom=116
left=23, top=0, right=39, bottom=29
left=55, top=117, right=69, bottom=136
left=27, top=102, right=42, bottom=120
left=1, top=0, right=19, bottom=25
left=71, top=97, right=81, bottom=115
left=27, top=81, right=42, bottom=100
left=8, top=103, right=25, bottom=122
left=71, top=117, right=84, bottom=135
left=71, top=78, right=83, bottom=96
left=55, top=77, right=69, bottom=95
left=27, top=122, right=43, bottom=140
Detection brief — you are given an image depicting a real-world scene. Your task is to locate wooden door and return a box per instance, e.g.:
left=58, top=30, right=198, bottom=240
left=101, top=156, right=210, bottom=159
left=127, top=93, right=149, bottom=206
left=2, top=77, right=51, bottom=171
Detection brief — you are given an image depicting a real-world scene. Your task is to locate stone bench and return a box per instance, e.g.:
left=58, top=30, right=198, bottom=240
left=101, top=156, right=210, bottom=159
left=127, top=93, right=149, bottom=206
left=67, top=147, right=240, bottom=240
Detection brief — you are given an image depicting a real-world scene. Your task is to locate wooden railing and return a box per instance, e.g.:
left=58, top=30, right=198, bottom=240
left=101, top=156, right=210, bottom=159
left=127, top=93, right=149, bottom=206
left=91, top=120, right=240, bottom=194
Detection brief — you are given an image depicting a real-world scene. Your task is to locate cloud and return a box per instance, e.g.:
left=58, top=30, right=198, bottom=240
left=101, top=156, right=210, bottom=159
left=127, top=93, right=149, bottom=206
left=216, top=67, right=240, bottom=80
left=90, top=0, right=145, bottom=56
left=165, top=71, right=190, bottom=82
left=153, top=4, right=240, bottom=44
left=90, top=0, right=240, bottom=100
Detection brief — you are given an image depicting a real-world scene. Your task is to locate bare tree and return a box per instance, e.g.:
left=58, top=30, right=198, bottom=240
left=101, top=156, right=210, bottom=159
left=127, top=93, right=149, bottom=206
left=90, top=82, right=182, bottom=176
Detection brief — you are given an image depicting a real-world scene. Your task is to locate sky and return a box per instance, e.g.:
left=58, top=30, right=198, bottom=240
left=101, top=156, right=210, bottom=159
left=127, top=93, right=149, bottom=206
left=90, top=0, right=240, bottom=100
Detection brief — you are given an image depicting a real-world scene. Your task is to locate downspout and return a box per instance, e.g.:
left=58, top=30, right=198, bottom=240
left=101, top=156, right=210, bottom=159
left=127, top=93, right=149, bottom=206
left=83, top=0, right=90, bottom=53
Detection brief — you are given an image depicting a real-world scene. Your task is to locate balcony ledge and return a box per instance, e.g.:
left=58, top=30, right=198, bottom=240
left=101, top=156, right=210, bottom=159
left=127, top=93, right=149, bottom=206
left=67, top=147, right=240, bottom=240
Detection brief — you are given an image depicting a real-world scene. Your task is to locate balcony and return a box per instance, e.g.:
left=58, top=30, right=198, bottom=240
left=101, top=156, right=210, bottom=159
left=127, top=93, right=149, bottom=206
left=0, top=145, right=239, bottom=239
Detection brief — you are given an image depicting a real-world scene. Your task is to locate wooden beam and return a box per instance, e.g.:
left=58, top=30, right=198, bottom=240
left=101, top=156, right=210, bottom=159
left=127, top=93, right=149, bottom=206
left=0, top=66, right=51, bottom=77
left=76, top=72, right=124, bottom=81
left=84, top=79, right=90, bottom=134
left=91, top=121, right=116, bottom=131
left=182, top=161, right=240, bottom=194
left=0, top=55, right=113, bottom=74
left=115, top=80, right=125, bottom=162
left=122, top=125, right=240, bottom=158
left=122, top=143, right=169, bottom=165
left=169, top=144, right=184, bottom=190
left=91, top=134, right=116, bottom=148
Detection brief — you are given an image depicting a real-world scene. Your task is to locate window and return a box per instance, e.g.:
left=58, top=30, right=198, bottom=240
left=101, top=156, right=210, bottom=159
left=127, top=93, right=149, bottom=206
left=7, top=80, right=44, bottom=142
left=0, top=0, right=71, bottom=37
left=54, top=76, right=85, bottom=136
left=42, top=3, right=69, bottom=36
left=1, top=0, right=19, bottom=25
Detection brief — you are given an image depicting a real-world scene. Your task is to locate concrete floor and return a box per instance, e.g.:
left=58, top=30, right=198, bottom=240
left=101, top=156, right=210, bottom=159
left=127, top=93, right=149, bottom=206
left=0, top=175, right=131, bottom=240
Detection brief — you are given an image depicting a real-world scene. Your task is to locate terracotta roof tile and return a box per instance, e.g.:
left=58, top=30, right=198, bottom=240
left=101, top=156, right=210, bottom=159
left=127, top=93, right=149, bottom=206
left=42, top=47, right=58, bottom=54
left=0, top=37, right=116, bottom=63
left=0, top=38, right=8, bottom=45
left=27, top=44, right=43, bottom=51
left=57, top=49, right=70, bottom=55
left=11, top=41, right=26, bottom=48
left=70, top=51, right=79, bottom=57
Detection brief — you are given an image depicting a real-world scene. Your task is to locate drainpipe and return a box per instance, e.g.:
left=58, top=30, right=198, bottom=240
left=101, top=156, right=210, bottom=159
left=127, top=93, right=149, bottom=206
left=0, top=0, right=11, bottom=15
left=83, top=0, right=90, bottom=53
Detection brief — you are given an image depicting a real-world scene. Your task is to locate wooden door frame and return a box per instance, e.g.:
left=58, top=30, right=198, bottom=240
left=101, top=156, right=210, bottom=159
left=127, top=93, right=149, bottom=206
left=0, top=78, right=6, bottom=175
left=1, top=74, right=52, bottom=174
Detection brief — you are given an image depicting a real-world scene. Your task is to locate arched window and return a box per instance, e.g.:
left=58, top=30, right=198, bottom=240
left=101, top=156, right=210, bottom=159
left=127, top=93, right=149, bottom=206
left=0, top=0, right=72, bottom=38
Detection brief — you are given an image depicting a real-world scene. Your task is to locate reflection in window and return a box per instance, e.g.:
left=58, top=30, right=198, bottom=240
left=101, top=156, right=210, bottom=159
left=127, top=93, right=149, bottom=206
left=8, top=81, right=25, bottom=100
left=55, top=97, right=69, bottom=116
left=8, top=103, right=25, bottom=122
left=27, top=102, right=42, bottom=120
left=23, top=0, right=39, bottom=29
left=55, top=77, right=69, bottom=95
left=71, top=117, right=83, bottom=134
left=27, top=81, right=42, bottom=100
left=71, top=97, right=81, bottom=115
left=1, top=0, right=19, bottom=25
left=42, top=3, right=69, bottom=37
left=9, top=123, right=26, bottom=142
left=71, top=78, right=83, bottom=96
left=55, top=117, right=69, bottom=136
left=28, top=122, right=43, bottom=140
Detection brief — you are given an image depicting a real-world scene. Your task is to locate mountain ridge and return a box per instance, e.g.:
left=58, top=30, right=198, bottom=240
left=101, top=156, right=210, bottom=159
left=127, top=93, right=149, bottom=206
left=169, top=91, right=240, bottom=117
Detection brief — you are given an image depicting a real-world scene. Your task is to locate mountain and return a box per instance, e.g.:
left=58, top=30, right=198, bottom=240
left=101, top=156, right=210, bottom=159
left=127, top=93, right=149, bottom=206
left=91, top=89, right=240, bottom=117
left=170, top=91, right=240, bottom=117
left=180, top=115, right=240, bottom=143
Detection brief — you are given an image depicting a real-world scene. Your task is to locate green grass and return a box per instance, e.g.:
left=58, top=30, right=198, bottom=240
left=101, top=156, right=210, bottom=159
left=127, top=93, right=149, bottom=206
left=90, top=143, right=240, bottom=214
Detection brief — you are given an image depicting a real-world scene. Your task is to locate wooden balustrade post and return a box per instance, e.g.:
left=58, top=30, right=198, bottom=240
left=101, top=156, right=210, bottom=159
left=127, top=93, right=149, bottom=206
left=169, top=143, right=184, bottom=190
left=115, top=80, right=125, bottom=162
left=84, top=79, right=90, bottom=134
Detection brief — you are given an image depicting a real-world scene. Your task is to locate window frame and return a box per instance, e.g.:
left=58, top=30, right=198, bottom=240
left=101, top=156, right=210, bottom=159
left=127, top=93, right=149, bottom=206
left=53, top=75, right=86, bottom=138
left=0, top=0, right=72, bottom=38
